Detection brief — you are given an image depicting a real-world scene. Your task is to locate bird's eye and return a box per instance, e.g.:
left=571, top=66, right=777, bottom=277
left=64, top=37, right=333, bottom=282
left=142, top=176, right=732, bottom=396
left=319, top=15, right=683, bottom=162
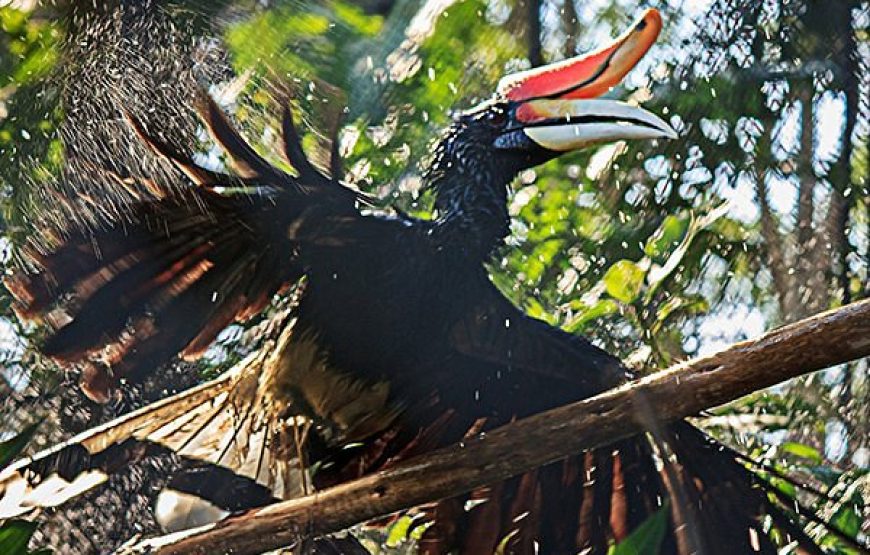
left=484, top=109, right=507, bottom=127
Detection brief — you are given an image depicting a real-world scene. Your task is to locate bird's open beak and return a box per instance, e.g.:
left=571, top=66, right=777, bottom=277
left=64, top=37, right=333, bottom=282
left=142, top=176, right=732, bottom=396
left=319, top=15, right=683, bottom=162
left=512, top=97, right=677, bottom=151
left=496, top=8, right=677, bottom=152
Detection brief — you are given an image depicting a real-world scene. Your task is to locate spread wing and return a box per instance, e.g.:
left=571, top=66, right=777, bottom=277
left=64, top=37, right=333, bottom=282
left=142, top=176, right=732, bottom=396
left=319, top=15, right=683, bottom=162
left=5, top=91, right=363, bottom=401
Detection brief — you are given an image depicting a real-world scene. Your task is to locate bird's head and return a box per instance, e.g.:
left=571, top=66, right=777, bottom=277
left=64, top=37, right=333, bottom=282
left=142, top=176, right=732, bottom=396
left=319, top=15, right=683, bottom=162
left=431, top=8, right=675, bottom=184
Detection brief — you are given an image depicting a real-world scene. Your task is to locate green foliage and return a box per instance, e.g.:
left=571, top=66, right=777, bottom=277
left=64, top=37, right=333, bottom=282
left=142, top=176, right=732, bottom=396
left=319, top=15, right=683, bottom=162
left=221, top=0, right=524, bottom=191
left=0, top=423, right=48, bottom=555
left=225, top=3, right=382, bottom=88
left=604, top=260, right=646, bottom=304
left=607, top=504, right=669, bottom=555
left=780, top=441, right=823, bottom=465
left=384, top=515, right=414, bottom=547
left=0, top=520, right=51, bottom=555
left=0, top=6, right=62, bottom=240
left=563, top=298, right=619, bottom=334
left=831, top=503, right=860, bottom=540
left=644, top=215, right=688, bottom=262
left=0, top=422, right=40, bottom=469
left=381, top=514, right=430, bottom=550
left=0, top=520, right=50, bottom=555
left=0, top=521, right=38, bottom=555
left=0, top=8, right=58, bottom=87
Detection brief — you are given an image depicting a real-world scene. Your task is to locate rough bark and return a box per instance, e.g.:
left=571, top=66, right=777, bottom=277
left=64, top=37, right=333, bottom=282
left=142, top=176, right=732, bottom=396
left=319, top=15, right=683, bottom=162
left=796, top=84, right=816, bottom=251
left=795, top=83, right=830, bottom=319
left=823, top=0, right=861, bottom=457
left=125, top=299, right=870, bottom=555
left=754, top=125, right=794, bottom=314
left=826, top=0, right=859, bottom=307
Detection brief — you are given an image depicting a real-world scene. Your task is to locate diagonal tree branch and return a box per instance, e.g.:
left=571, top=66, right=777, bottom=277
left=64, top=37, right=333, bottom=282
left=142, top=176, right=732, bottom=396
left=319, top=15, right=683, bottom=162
left=128, top=299, right=870, bottom=555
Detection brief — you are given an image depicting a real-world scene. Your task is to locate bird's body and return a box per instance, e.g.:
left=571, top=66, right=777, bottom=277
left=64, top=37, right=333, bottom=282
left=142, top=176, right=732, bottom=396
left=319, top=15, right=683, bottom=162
left=295, top=214, right=620, bottom=467
left=298, top=198, right=615, bottom=399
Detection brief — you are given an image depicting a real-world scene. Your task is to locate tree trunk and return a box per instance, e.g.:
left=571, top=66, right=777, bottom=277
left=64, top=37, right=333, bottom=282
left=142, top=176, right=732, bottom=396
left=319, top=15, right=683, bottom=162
left=525, top=0, right=543, bottom=66
left=561, top=0, right=578, bottom=58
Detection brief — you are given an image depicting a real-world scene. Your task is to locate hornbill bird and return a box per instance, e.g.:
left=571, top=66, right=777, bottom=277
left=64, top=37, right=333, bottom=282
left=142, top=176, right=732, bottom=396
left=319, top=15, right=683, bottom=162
left=0, top=9, right=849, bottom=554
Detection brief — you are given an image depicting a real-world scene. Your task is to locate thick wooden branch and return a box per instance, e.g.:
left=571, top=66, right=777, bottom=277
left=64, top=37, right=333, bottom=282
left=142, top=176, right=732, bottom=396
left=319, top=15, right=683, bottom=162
left=133, top=300, right=870, bottom=555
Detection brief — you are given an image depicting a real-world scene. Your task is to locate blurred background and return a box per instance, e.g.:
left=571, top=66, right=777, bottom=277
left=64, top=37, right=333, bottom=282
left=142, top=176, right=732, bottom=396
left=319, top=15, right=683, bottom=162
left=0, top=0, right=867, bottom=552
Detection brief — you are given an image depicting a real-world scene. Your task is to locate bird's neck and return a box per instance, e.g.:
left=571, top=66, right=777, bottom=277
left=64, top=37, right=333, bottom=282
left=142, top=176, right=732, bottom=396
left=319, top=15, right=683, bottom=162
left=428, top=161, right=512, bottom=259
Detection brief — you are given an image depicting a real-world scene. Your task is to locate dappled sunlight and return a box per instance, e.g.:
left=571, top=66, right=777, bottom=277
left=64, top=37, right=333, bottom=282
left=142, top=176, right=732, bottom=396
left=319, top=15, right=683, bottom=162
left=0, top=0, right=866, bottom=552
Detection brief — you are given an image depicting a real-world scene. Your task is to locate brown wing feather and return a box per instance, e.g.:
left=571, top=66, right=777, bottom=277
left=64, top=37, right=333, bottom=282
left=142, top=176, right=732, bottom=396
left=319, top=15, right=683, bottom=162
left=123, top=110, right=224, bottom=187
left=193, top=90, right=285, bottom=181
left=6, top=92, right=363, bottom=401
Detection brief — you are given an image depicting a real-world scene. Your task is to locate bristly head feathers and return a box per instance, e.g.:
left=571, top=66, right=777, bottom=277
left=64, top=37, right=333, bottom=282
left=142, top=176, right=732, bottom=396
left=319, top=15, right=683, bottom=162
left=423, top=101, right=551, bottom=255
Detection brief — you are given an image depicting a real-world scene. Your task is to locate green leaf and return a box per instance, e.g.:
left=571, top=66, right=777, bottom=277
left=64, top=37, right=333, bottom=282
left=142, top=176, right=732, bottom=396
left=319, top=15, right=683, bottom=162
left=761, top=472, right=797, bottom=498
left=644, top=214, right=688, bottom=262
left=564, top=299, right=619, bottom=333
left=603, top=260, right=646, bottom=304
left=831, top=504, right=860, bottom=538
left=780, top=441, right=822, bottom=464
left=644, top=204, right=730, bottom=302
left=650, top=295, right=710, bottom=337
left=333, top=2, right=383, bottom=36
left=409, top=519, right=433, bottom=541
left=608, top=504, right=669, bottom=555
left=0, top=520, right=38, bottom=555
left=525, top=297, right=559, bottom=325
left=385, top=515, right=413, bottom=547
left=0, top=422, right=40, bottom=470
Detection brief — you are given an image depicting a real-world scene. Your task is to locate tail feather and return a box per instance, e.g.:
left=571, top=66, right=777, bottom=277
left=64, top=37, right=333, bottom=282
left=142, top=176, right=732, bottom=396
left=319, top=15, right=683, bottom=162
left=458, top=483, right=504, bottom=553
left=383, top=421, right=853, bottom=554
left=615, top=437, right=665, bottom=533
left=16, top=206, right=222, bottom=311
left=506, top=468, right=543, bottom=552
left=39, top=223, right=228, bottom=360
left=577, top=449, right=614, bottom=551
left=123, top=110, right=223, bottom=187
